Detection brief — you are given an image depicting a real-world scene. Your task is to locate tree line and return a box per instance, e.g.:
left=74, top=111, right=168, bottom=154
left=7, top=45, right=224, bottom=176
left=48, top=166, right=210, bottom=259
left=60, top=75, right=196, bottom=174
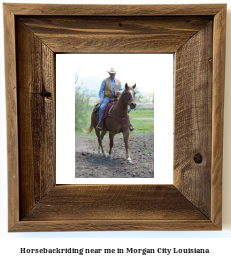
left=75, top=74, right=91, bottom=132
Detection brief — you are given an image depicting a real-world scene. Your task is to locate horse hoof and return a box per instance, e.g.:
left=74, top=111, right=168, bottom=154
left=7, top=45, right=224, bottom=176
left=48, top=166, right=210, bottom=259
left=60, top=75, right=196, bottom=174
left=103, top=153, right=107, bottom=158
left=127, top=159, right=133, bottom=164
left=109, top=155, right=113, bottom=160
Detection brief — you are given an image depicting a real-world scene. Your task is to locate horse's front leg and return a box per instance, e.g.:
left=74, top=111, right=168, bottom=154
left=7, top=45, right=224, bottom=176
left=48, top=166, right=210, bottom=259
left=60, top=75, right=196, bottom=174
left=108, top=132, right=115, bottom=159
left=123, top=129, right=132, bottom=164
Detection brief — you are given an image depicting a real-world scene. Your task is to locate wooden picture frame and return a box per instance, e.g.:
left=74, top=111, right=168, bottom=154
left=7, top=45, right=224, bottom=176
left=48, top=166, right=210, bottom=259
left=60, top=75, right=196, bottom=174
left=4, top=3, right=226, bottom=231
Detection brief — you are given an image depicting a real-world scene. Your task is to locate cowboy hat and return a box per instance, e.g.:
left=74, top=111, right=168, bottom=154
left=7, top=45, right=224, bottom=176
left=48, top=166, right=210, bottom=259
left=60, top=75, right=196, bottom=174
left=107, top=68, right=117, bottom=74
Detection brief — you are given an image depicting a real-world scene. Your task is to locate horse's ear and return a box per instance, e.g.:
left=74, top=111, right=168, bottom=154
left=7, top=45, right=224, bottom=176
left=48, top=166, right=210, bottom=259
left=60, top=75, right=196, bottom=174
left=133, top=84, right=136, bottom=89
left=125, top=83, right=128, bottom=89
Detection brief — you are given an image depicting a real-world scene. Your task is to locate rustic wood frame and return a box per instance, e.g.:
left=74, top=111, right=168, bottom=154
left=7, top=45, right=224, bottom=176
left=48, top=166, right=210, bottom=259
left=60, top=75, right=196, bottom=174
left=4, top=4, right=226, bottom=232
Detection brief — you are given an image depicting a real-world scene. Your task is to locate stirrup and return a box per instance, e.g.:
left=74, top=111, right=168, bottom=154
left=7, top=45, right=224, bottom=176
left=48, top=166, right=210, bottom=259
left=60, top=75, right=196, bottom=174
left=129, top=124, right=134, bottom=132
left=96, top=122, right=103, bottom=131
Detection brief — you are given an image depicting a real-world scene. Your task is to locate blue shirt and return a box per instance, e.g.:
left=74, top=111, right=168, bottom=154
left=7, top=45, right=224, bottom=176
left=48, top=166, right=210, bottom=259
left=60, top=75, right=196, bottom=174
left=99, top=77, right=123, bottom=99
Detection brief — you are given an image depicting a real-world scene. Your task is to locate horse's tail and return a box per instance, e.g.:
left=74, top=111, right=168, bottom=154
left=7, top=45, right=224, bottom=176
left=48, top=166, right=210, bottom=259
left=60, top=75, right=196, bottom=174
left=85, top=123, right=94, bottom=135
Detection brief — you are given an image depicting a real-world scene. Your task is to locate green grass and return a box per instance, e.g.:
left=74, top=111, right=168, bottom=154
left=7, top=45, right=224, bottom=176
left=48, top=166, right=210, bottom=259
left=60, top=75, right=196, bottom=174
left=130, top=105, right=154, bottom=119
left=129, top=119, right=154, bottom=135
left=130, top=110, right=153, bottom=118
left=76, top=103, right=154, bottom=137
left=129, top=104, right=154, bottom=134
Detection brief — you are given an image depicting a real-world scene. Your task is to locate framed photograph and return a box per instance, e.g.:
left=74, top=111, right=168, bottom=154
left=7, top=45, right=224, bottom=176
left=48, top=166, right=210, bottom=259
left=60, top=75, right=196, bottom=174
left=56, top=53, right=173, bottom=184
left=4, top=3, right=226, bottom=231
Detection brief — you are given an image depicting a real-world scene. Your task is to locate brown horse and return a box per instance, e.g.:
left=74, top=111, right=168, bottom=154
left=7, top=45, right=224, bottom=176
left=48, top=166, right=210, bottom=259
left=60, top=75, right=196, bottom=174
left=86, top=83, right=136, bottom=163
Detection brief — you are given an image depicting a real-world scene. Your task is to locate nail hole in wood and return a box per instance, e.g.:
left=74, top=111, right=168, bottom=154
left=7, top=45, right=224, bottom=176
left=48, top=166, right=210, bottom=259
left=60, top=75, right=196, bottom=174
left=41, top=91, right=52, bottom=99
left=194, top=153, right=203, bottom=164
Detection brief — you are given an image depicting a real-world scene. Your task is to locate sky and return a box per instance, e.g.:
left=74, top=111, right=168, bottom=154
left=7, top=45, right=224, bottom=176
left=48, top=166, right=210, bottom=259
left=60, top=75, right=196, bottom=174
left=57, top=53, right=174, bottom=93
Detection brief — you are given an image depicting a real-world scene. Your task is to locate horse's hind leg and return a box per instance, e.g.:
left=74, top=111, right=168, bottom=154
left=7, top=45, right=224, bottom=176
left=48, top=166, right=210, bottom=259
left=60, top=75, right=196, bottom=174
left=95, top=129, right=107, bottom=157
left=95, top=129, right=104, bottom=154
left=100, top=130, right=107, bottom=141
left=99, top=130, right=107, bottom=155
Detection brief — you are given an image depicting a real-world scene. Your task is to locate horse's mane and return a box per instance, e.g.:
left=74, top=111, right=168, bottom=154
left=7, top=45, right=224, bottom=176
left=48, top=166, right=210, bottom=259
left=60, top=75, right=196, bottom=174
left=117, top=89, right=125, bottom=101
left=117, top=85, right=133, bottom=101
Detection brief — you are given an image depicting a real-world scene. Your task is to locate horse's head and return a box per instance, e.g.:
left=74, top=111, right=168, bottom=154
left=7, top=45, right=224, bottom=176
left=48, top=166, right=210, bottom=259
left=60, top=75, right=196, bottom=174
left=125, top=83, right=136, bottom=110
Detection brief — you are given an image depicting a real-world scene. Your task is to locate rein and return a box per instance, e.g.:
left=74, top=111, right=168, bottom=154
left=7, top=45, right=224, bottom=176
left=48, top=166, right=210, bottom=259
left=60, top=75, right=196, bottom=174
left=108, top=89, right=134, bottom=126
left=117, top=104, right=127, bottom=113
left=117, top=90, right=132, bottom=113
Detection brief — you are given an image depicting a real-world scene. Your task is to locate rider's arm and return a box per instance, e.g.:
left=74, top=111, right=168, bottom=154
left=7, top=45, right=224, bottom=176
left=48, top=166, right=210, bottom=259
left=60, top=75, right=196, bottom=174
left=99, top=80, right=106, bottom=100
left=116, top=82, right=123, bottom=96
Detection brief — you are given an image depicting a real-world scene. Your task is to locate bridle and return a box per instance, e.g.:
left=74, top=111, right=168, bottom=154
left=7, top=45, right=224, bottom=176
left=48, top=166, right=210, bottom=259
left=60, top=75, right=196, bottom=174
left=117, top=90, right=136, bottom=113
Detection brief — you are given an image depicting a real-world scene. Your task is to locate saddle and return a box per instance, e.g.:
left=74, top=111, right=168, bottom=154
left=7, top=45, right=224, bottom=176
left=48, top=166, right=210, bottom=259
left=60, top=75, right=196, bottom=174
left=93, top=103, right=101, bottom=113
left=93, top=98, right=118, bottom=119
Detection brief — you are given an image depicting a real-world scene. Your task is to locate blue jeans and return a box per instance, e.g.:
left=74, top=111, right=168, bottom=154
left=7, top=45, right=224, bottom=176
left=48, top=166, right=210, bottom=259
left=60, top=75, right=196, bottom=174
left=98, top=97, right=130, bottom=123
left=98, top=97, right=111, bottom=123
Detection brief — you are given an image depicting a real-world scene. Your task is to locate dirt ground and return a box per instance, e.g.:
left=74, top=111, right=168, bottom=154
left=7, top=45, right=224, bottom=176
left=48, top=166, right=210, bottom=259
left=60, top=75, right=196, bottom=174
left=75, top=133, right=154, bottom=178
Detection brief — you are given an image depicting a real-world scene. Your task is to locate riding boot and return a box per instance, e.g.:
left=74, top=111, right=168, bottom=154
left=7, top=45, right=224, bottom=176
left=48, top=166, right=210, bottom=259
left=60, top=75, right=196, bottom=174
left=96, top=121, right=103, bottom=131
left=129, top=124, right=134, bottom=132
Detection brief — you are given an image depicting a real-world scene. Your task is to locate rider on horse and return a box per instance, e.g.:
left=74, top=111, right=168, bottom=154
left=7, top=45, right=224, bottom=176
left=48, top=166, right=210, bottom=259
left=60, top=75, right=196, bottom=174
left=96, top=68, right=134, bottom=131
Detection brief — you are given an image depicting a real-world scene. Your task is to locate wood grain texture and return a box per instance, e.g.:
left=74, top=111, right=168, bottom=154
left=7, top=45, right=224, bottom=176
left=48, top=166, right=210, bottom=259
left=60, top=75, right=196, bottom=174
left=3, top=3, right=225, bottom=16
left=3, top=4, right=19, bottom=231
left=11, top=185, right=218, bottom=232
left=4, top=3, right=226, bottom=231
left=18, top=16, right=213, bottom=53
left=16, top=19, right=56, bottom=219
left=11, top=220, right=218, bottom=232
left=22, top=185, right=207, bottom=221
left=211, top=5, right=226, bottom=228
left=174, top=22, right=213, bottom=218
